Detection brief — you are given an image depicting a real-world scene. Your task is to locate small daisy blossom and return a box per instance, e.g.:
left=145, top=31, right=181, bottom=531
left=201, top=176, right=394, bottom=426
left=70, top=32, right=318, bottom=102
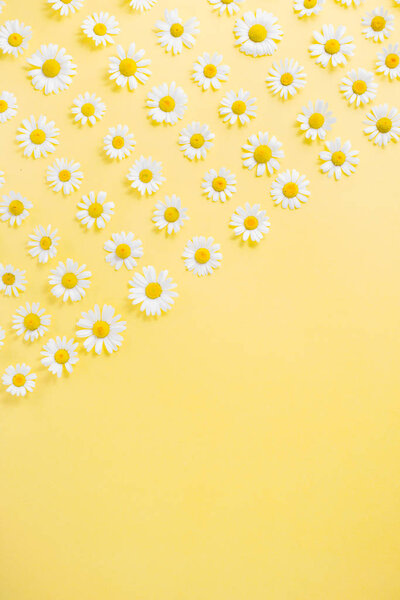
left=104, top=232, right=143, bottom=270
left=27, top=44, right=76, bottom=95
left=183, top=236, right=222, bottom=276
left=127, top=156, right=165, bottom=195
left=266, top=59, right=307, bottom=100
left=0, top=263, right=26, bottom=296
left=230, top=203, right=270, bottom=242
left=152, top=195, right=189, bottom=234
left=202, top=167, right=237, bottom=203
left=0, top=191, right=32, bottom=226
left=271, top=169, right=310, bottom=210
left=0, top=1, right=5, bottom=14
left=109, top=43, right=151, bottom=90
left=336, top=0, right=364, bottom=5
left=2, top=364, right=36, bottom=397
left=146, top=82, right=187, bottom=125
left=16, top=115, right=59, bottom=158
left=293, top=0, right=325, bottom=18
left=48, top=0, right=84, bottom=16
left=103, top=124, right=135, bottom=160
left=178, top=122, right=214, bottom=160
left=12, top=302, right=51, bottom=342
left=362, top=7, right=394, bottom=43
left=128, top=266, right=178, bottom=316
left=242, top=131, right=284, bottom=176
left=41, top=336, right=79, bottom=378
left=376, top=44, right=400, bottom=80
left=76, top=304, right=126, bottom=355
left=297, top=100, right=336, bottom=140
left=363, top=104, right=400, bottom=146
left=234, top=10, right=283, bottom=57
left=219, top=89, right=257, bottom=125
left=319, top=138, right=359, bottom=179
left=0, top=20, right=32, bottom=57
left=155, top=9, right=200, bottom=55
left=48, top=258, right=91, bottom=302
left=208, top=0, right=244, bottom=16
left=0, top=171, right=4, bottom=188
left=81, top=12, right=120, bottom=46
left=46, top=158, right=83, bottom=194
left=71, top=92, right=106, bottom=125
left=309, top=24, right=355, bottom=67
left=130, top=0, right=158, bottom=11
left=192, top=52, right=230, bottom=91
left=340, top=68, right=377, bottom=107
left=0, top=326, right=5, bottom=347
left=27, top=224, right=59, bottom=263
left=0, top=91, right=17, bottom=123
left=76, top=191, right=114, bottom=229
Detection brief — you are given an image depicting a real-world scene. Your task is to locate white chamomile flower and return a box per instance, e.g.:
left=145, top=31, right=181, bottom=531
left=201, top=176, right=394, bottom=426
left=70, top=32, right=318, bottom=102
left=76, top=191, right=114, bottom=229
left=0, top=263, right=26, bottom=296
left=364, top=104, right=400, bottom=146
left=16, top=115, right=59, bottom=158
left=76, top=304, right=126, bottom=355
left=127, top=156, right=165, bottom=195
left=0, top=326, right=4, bottom=348
left=27, top=224, right=59, bottom=263
left=0, top=20, right=32, bottom=57
left=0, top=91, right=17, bottom=123
left=376, top=44, right=400, bottom=80
left=49, top=258, right=91, bottom=302
left=46, top=158, right=83, bottom=194
left=130, top=0, right=158, bottom=11
left=71, top=92, right=106, bottom=125
left=152, top=195, right=189, bottom=234
left=2, top=364, right=36, bottom=397
left=12, top=302, right=51, bottom=342
left=230, top=203, right=270, bottom=242
left=0, top=171, right=4, bottom=188
left=297, top=100, right=336, bottom=141
left=41, top=336, right=79, bottom=378
left=266, top=59, right=307, bottom=100
left=242, top=131, right=284, bottom=176
left=271, top=169, right=310, bottom=210
left=0, top=191, right=32, bottom=226
left=104, top=232, right=143, bottom=271
left=208, top=0, right=244, bottom=16
left=155, top=9, right=200, bottom=55
left=234, top=10, right=283, bottom=57
left=201, top=167, right=236, bottom=202
left=48, top=0, right=84, bottom=16
left=335, top=0, right=364, bottom=6
left=362, top=7, right=394, bottom=43
left=319, top=138, right=359, bottom=179
left=293, top=0, right=325, bottom=18
left=219, top=89, right=256, bottom=125
left=178, top=122, right=214, bottom=160
left=339, top=68, right=377, bottom=107
left=309, top=24, right=355, bottom=67
left=192, top=52, right=230, bottom=91
left=146, top=82, right=187, bottom=125
left=103, top=124, right=135, bottom=160
left=81, top=12, right=120, bottom=46
left=109, top=43, right=151, bottom=91
left=183, top=236, right=222, bottom=277
left=128, top=266, right=178, bottom=316
left=27, top=44, right=76, bottom=95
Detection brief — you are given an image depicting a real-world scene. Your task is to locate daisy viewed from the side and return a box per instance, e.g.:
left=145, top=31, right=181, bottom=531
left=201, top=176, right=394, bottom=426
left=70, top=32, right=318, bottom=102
left=201, top=167, right=237, bottom=202
left=362, top=8, right=394, bottom=43
left=0, top=191, right=32, bottom=226
left=27, top=44, right=76, bottom=95
left=103, top=125, right=135, bottom=160
left=12, top=302, right=51, bottom=342
left=49, top=259, right=91, bottom=302
left=319, top=138, right=359, bottom=179
left=178, top=122, right=214, bottom=160
left=155, top=9, right=200, bottom=55
left=192, top=52, right=230, bottom=91
left=71, top=92, right=106, bottom=125
left=81, top=12, right=120, bottom=46
left=234, top=10, right=283, bottom=57
left=152, top=195, right=189, bottom=234
left=127, top=156, right=165, bottom=195
left=219, top=89, right=257, bottom=125
left=16, top=115, right=59, bottom=158
left=364, top=104, right=400, bottom=146
left=0, top=20, right=32, bottom=57
left=309, top=24, right=355, bottom=67
left=266, top=59, right=307, bottom=100
left=376, top=44, right=400, bottom=80
left=339, top=68, right=377, bottom=107
left=230, top=203, right=270, bottom=242
left=0, top=91, right=17, bottom=123
left=46, top=158, right=83, bottom=194
left=41, top=336, right=79, bottom=378
left=183, top=236, right=222, bottom=276
left=271, top=169, right=310, bottom=210
left=297, top=100, right=336, bottom=140
left=2, top=364, right=36, bottom=397
left=104, top=232, right=143, bottom=270
left=76, top=191, right=114, bottom=229
left=208, top=0, right=244, bottom=16
left=242, top=131, right=284, bottom=176
left=76, top=304, right=126, bottom=355
left=48, top=0, right=84, bottom=16
left=109, top=43, right=151, bottom=90
left=293, top=0, right=325, bottom=18
left=0, top=263, right=26, bottom=297
left=128, top=266, right=178, bottom=316
left=27, top=224, right=59, bottom=263
left=146, top=82, right=187, bottom=125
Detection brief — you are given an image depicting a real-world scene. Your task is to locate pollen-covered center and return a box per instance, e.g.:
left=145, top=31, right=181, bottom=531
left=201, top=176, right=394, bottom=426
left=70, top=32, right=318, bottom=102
left=170, top=23, right=184, bottom=38
left=248, top=24, right=267, bottom=43
left=119, top=58, right=137, bottom=77
left=371, top=16, right=386, bottom=32
left=62, top=273, right=78, bottom=289
left=254, top=145, right=272, bottom=164
left=42, top=59, right=61, bottom=78
left=115, top=243, right=131, bottom=259
left=331, top=151, right=346, bottom=166
left=12, top=373, right=26, bottom=387
left=159, top=95, right=175, bottom=112
left=190, top=133, right=205, bottom=148
left=231, top=100, right=246, bottom=115
left=304, top=0, right=317, bottom=7
left=139, top=169, right=153, bottom=183
left=30, top=128, right=46, bottom=145
left=385, top=53, right=400, bottom=68
left=81, top=103, right=95, bottom=117
left=283, top=182, right=299, bottom=199
left=112, top=135, right=125, bottom=149
left=308, top=112, right=325, bottom=129
left=93, top=23, right=107, bottom=36
left=2, top=272, right=15, bottom=285
left=244, top=216, right=259, bottom=230
left=58, top=169, right=71, bottom=182
left=24, top=313, right=40, bottom=331
left=212, top=176, right=227, bottom=192
left=221, top=0, right=233, bottom=3
left=352, top=80, right=367, bottom=95
left=376, top=117, right=392, bottom=133
left=195, top=248, right=210, bottom=264
left=280, top=73, right=294, bottom=86
left=8, top=33, right=23, bottom=47
left=88, top=202, right=103, bottom=218
left=9, top=200, right=24, bottom=215
left=203, top=64, right=217, bottom=78
left=324, top=39, right=340, bottom=55
left=164, top=207, right=179, bottom=223
left=54, top=349, right=70, bottom=364
left=40, top=236, right=52, bottom=250
left=0, top=100, right=8, bottom=112
left=145, top=282, right=162, bottom=299
left=93, top=320, right=110, bottom=338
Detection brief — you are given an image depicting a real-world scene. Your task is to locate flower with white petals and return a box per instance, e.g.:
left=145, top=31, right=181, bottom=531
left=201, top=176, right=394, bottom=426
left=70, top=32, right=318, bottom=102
left=12, top=302, right=51, bottom=342
left=271, top=169, right=310, bottom=210
left=0, top=263, right=26, bottom=297
left=0, top=20, right=32, bottom=57
left=128, top=266, right=178, bottom=316
left=155, top=9, right=199, bottom=55
left=48, top=0, right=84, bottom=16
left=319, top=138, right=359, bottom=179
left=16, top=115, right=59, bottom=158
left=183, top=236, right=222, bottom=276
left=266, top=59, right=307, bottom=100
left=152, top=195, right=189, bottom=234
left=297, top=100, right=336, bottom=140
left=242, top=131, right=284, bottom=176
left=0, top=91, right=17, bottom=123
left=28, top=224, right=59, bottom=263
left=376, top=44, right=400, bottom=80
left=109, top=43, right=151, bottom=90
left=76, top=191, right=114, bottom=229
left=209, top=0, right=244, bottom=16
left=234, top=10, right=283, bottom=57
left=71, top=92, right=106, bottom=125
left=127, top=156, right=165, bottom=195
left=192, top=52, right=230, bottom=91
left=146, top=82, right=187, bottom=125
left=219, top=89, right=256, bottom=125
left=340, top=68, right=377, bottom=107
left=0, top=191, right=32, bottom=226
left=364, top=104, right=400, bottom=146
left=41, top=337, right=79, bottom=377
left=309, top=24, right=355, bottom=67
left=335, top=0, right=364, bottom=6
left=0, top=326, right=5, bottom=348
left=103, top=124, right=135, bottom=160
left=27, top=44, right=76, bottom=95
left=230, top=203, right=270, bottom=242
left=104, top=232, right=143, bottom=270
left=49, top=259, right=91, bottom=302
left=0, top=1, right=5, bottom=14
left=362, top=7, right=394, bottom=43
left=130, top=0, right=158, bottom=11
left=2, top=364, right=36, bottom=397
left=46, top=158, right=83, bottom=194
left=76, top=304, right=126, bottom=355
left=293, top=0, right=325, bottom=18
left=0, top=171, right=4, bottom=188
left=178, top=122, right=214, bottom=160
left=202, top=167, right=237, bottom=203
left=81, top=12, right=119, bottom=46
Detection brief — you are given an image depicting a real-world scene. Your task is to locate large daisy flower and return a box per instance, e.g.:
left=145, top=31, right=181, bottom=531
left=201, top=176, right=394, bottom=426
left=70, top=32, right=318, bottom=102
left=339, top=68, right=377, bottom=107
left=0, top=191, right=32, bottom=226
left=309, top=25, right=355, bottom=67
left=27, top=224, right=59, bottom=263
left=46, top=158, right=83, bottom=194
left=127, top=156, right=165, bottom=195
left=192, top=52, right=230, bottom=91
left=41, top=337, right=79, bottom=377
left=297, top=100, right=336, bottom=140
left=178, top=122, right=214, bottom=160
left=219, top=89, right=257, bottom=125
left=319, top=138, right=359, bottom=179
left=130, top=0, right=158, bottom=11
left=182, top=236, right=222, bottom=276
left=201, top=167, right=237, bottom=203
left=376, top=44, right=400, bottom=80
left=103, top=124, right=135, bottom=160
left=49, top=258, right=91, bottom=302
left=109, top=43, right=151, bottom=90
left=230, top=203, right=270, bottom=242
left=76, top=191, right=114, bottom=229
left=271, top=169, right=310, bottom=210
left=146, top=82, right=187, bottom=125
left=293, top=0, right=325, bottom=18
left=12, top=302, right=51, bottom=342
left=104, top=232, right=143, bottom=270
left=234, top=10, right=283, bottom=57
left=16, top=115, right=59, bottom=158
left=81, top=12, right=120, bottom=46
left=363, top=104, right=400, bottom=146
left=2, top=364, right=36, bottom=397
left=152, top=195, right=189, bottom=234
left=128, top=266, right=178, bottom=317
left=266, top=59, right=307, bottom=100
left=0, top=91, right=17, bottom=123
left=0, top=20, right=32, bottom=57
left=242, top=131, right=284, bottom=176
left=48, top=0, right=84, bottom=16
left=71, top=92, right=106, bottom=125
left=76, top=304, right=126, bottom=355
left=0, top=263, right=26, bottom=297
left=362, top=8, right=394, bottom=43
left=155, top=9, right=200, bottom=55
left=208, top=0, right=244, bottom=16
left=27, top=44, right=76, bottom=95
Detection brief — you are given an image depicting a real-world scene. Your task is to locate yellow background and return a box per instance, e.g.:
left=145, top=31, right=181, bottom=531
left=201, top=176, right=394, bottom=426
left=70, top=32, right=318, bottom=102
left=1, top=0, right=400, bottom=598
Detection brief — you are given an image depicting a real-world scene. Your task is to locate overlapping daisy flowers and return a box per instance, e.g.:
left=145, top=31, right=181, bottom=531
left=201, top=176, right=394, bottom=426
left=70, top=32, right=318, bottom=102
left=0, top=0, right=399, bottom=396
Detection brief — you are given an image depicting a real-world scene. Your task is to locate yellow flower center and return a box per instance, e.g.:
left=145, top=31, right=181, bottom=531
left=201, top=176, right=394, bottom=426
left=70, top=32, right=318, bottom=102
left=203, top=64, right=217, bottom=78
left=212, top=176, right=227, bottom=192
left=61, top=0, right=73, bottom=3
left=145, top=282, right=162, bottom=299
left=280, top=73, right=294, bottom=86
left=244, top=216, right=259, bottom=230
left=371, top=16, right=386, bottom=32
left=81, top=103, right=95, bottom=117
left=231, top=100, right=246, bottom=115
left=221, top=0, right=233, bottom=3
left=324, top=39, right=340, bottom=55
left=8, top=33, right=23, bottom=47
left=164, top=207, right=179, bottom=222
left=376, top=117, right=392, bottom=133
left=119, top=58, right=137, bottom=77
left=112, top=135, right=125, bottom=149
left=88, top=202, right=103, bottom=218
left=139, top=169, right=153, bottom=183
left=385, top=53, right=399, bottom=68
left=159, top=95, right=176, bottom=112
left=9, top=200, right=24, bottom=215
left=115, top=243, right=131, bottom=259
left=2, top=272, right=15, bottom=285
left=304, top=0, right=317, bottom=7
left=254, top=145, right=272, bottom=164
left=331, top=151, right=346, bottom=166
left=93, top=320, right=110, bottom=338
left=30, top=128, right=46, bottom=145
left=24, top=313, right=40, bottom=331
left=93, top=23, right=107, bottom=36
left=248, top=24, right=267, bottom=43
left=58, top=169, right=71, bottom=182
left=352, top=80, right=367, bottom=95
left=42, top=58, right=61, bottom=78
left=190, top=133, right=205, bottom=149
left=308, top=112, right=325, bottom=129
left=195, top=248, right=210, bottom=264
left=170, top=23, right=184, bottom=38
left=61, top=272, right=78, bottom=289
left=283, top=182, right=299, bottom=199
left=0, top=100, right=8, bottom=112
left=40, top=236, right=52, bottom=250
left=54, top=349, right=69, bottom=364
left=12, top=373, right=26, bottom=387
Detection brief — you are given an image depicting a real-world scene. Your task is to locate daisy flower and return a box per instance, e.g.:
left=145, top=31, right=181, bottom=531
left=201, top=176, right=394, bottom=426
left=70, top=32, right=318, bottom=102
left=81, top=12, right=119, bottom=46
left=46, top=158, right=83, bottom=194
left=219, top=89, right=256, bottom=125
left=71, top=92, right=106, bottom=125
left=309, top=25, right=355, bottom=67
left=41, top=336, right=79, bottom=378
left=27, top=44, right=76, bottom=95
left=178, top=122, right=214, bottom=160
left=130, top=0, right=158, bottom=11
left=336, top=0, right=364, bottom=5
left=76, top=304, right=126, bottom=355
left=0, top=326, right=5, bottom=348
left=208, top=0, right=244, bottom=16
left=2, top=364, right=36, bottom=397
left=48, top=0, right=84, bottom=16
left=49, top=258, right=91, bottom=302
left=155, top=9, right=200, bottom=55
left=0, top=91, right=17, bottom=123
left=293, top=0, right=325, bottom=18
left=340, top=68, right=377, bottom=107
left=242, top=131, right=284, bottom=176
left=146, top=82, right=187, bottom=125
left=0, top=171, right=4, bottom=188
left=16, top=115, right=59, bottom=158
left=362, top=8, right=394, bottom=43
left=271, top=169, right=310, bottom=210
left=376, top=44, right=400, bottom=80
left=127, top=156, right=165, bottom=195
left=0, top=263, right=26, bottom=296
left=0, top=191, right=32, bottom=226
left=27, top=224, right=59, bottom=263
left=297, top=100, right=336, bottom=141
left=192, top=52, right=230, bottom=91
left=201, top=167, right=237, bottom=202
left=364, top=104, right=400, bottom=146
left=103, top=124, right=135, bottom=160
left=128, top=266, right=178, bottom=317
left=234, top=10, right=283, bottom=57
left=319, top=138, right=359, bottom=180
left=183, top=236, right=222, bottom=277
left=76, top=191, right=114, bottom=229
left=104, top=232, right=143, bottom=271
left=230, top=203, right=270, bottom=242
left=152, top=195, right=189, bottom=234
left=0, top=20, right=32, bottom=57
left=12, top=302, right=51, bottom=342
left=0, top=1, right=5, bottom=14
left=109, top=43, right=151, bottom=91
left=265, top=59, right=307, bottom=100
